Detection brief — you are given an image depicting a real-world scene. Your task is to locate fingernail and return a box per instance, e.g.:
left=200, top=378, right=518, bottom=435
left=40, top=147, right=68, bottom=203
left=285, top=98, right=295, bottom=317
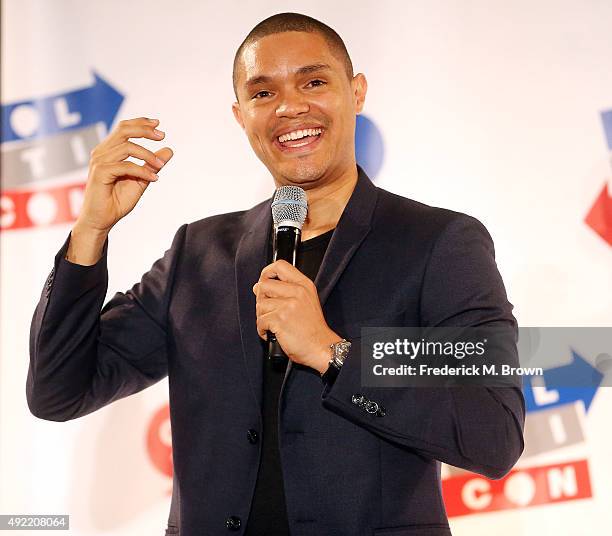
left=152, top=173, right=159, bottom=181
left=155, top=157, right=166, bottom=167
left=154, top=129, right=165, bottom=138
left=148, top=118, right=159, bottom=124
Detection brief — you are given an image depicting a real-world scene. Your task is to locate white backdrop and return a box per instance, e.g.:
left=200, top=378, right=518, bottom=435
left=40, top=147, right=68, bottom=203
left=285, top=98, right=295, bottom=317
left=1, top=0, right=611, bottom=534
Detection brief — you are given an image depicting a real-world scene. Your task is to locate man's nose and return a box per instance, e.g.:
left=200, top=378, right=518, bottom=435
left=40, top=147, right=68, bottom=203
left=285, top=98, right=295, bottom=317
left=275, top=89, right=309, bottom=118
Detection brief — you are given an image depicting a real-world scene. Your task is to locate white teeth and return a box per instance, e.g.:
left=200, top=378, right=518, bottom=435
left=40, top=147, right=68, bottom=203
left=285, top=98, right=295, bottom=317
left=278, top=128, right=322, bottom=143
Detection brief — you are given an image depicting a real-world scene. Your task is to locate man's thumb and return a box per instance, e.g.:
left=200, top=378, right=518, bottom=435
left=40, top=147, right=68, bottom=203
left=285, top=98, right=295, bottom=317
left=145, top=147, right=174, bottom=173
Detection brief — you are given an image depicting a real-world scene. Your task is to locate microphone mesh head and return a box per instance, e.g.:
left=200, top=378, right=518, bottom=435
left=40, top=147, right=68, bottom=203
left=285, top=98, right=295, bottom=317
left=271, top=186, right=308, bottom=227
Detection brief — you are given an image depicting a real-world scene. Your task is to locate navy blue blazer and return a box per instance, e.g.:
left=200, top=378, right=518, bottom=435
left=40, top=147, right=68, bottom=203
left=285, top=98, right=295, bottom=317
left=28, top=166, right=525, bottom=536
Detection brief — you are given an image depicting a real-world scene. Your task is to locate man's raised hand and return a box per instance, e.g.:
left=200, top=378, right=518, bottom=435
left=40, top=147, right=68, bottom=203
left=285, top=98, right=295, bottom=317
left=78, top=117, right=173, bottom=232
left=66, top=117, right=173, bottom=265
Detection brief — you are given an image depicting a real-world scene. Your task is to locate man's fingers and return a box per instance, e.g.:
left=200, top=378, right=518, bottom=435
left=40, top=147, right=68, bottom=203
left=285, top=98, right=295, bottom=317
left=112, top=123, right=165, bottom=144
left=97, top=117, right=165, bottom=152
left=256, top=310, right=280, bottom=340
left=253, top=278, right=299, bottom=299
left=255, top=296, right=293, bottom=318
left=260, top=260, right=311, bottom=285
left=116, top=116, right=158, bottom=127
left=96, top=141, right=167, bottom=170
left=145, top=147, right=174, bottom=172
left=96, top=161, right=158, bottom=183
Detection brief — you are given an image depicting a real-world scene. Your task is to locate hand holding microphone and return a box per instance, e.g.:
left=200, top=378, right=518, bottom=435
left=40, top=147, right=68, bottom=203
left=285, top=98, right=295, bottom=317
left=253, top=186, right=340, bottom=374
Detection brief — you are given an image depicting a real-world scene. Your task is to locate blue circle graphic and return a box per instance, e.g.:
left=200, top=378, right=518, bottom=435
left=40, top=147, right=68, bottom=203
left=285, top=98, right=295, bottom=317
left=355, top=114, right=384, bottom=180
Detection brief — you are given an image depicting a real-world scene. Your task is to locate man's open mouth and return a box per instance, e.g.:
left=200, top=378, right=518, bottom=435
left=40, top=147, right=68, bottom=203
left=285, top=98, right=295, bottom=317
left=275, top=127, right=324, bottom=151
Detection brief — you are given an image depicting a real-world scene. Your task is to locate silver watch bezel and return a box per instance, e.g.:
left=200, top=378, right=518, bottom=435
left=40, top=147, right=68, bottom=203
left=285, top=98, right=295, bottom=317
left=330, top=339, right=351, bottom=369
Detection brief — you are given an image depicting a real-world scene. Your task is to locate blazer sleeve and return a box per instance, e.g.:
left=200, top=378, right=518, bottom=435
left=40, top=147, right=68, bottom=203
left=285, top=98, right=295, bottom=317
left=27, top=224, right=187, bottom=422
left=321, top=215, right=525, bottom=480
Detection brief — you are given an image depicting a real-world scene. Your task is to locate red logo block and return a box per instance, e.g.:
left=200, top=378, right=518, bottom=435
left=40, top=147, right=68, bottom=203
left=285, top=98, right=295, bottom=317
left=0, top=181, right=85, bottom=231
left=442, top=459, right=592, bottom=517
left=146, top=404, right=173, bottom=479
left=585, top=182, right=612, bottom=246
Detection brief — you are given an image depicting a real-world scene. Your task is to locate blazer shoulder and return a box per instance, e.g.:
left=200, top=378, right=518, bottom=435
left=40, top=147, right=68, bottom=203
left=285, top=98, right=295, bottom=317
left=179, top=197, right=270, bottom=253
left=374, top=186, right=489, bottom=240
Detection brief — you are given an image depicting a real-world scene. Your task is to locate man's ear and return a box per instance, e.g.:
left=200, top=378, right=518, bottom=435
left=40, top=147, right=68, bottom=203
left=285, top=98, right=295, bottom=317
left=352, top=73, right=368, bottom=114
left=232, top=101, right=245, bottom=130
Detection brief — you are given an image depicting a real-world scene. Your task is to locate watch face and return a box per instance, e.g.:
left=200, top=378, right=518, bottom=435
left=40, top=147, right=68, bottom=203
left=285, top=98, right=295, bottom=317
left=333, top=339, right=351, bottom=364
left=339, top=341, right=351, bottom=352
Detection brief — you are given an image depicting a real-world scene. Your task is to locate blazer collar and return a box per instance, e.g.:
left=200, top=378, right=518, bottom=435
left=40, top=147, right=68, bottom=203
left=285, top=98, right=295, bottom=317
left=235, top=165, right=378, bottom=412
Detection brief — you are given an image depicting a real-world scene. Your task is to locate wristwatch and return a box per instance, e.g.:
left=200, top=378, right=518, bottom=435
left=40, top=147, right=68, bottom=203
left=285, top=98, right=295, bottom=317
left=321, top=339, right=351, bottom=386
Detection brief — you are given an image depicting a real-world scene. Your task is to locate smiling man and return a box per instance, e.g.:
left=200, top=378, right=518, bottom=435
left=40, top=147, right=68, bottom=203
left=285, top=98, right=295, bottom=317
left=28, top=12, right=525, bottom=536
left=231, top=27, right=365, bottom=198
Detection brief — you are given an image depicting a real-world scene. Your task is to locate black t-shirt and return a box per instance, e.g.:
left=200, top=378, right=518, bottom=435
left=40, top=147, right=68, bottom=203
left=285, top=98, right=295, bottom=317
left=244, top=228, right=335, bottom=536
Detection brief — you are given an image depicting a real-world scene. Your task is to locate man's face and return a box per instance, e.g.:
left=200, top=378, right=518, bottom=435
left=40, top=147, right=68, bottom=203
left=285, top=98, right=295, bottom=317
left=232, top=31, right=367, bottom=188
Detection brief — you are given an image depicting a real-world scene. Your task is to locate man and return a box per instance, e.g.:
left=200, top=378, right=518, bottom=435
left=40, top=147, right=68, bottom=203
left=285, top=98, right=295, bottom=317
left=28, top=12, right=525, bottom=536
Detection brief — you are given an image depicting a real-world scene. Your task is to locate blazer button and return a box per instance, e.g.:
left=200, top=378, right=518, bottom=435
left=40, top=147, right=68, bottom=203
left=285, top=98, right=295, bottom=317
left=226, top=516, right=241, bottom=531
left=365, top=401, right=379, bottom=414
left=351, top=394, right=365, bottom=406
left=247, top=429, right=259, bottom=444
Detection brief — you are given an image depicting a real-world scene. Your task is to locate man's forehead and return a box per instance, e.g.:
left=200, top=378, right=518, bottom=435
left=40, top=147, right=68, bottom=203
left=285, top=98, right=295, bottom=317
left=238, top=31, right=338, bottom=83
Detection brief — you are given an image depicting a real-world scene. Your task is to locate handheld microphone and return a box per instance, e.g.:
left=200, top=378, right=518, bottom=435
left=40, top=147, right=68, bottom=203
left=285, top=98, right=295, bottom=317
left=267, top=185, right=308, bottom=366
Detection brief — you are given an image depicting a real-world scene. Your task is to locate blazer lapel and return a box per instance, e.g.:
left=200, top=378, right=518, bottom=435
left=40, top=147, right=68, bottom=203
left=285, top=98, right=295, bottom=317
left=235, top=197, right=273, bottom=413
left=284, top=166, right=379, bottom=382
left=313, top=166, right=378, bottom=307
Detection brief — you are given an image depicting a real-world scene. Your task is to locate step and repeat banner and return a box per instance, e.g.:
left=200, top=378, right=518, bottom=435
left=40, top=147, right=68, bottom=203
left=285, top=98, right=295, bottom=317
left=1, top=0, right=611, bottom=534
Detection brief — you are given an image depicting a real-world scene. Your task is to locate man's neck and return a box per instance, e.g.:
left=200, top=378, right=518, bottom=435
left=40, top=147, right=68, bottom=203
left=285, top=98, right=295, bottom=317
left=300, top=166, right=358, bottom=241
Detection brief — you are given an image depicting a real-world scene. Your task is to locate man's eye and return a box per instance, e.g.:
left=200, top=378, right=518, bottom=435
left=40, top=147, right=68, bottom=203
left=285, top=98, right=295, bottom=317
left=307, top=79, right=326, bottom=88
left=253, top=90, right=271, bottom=99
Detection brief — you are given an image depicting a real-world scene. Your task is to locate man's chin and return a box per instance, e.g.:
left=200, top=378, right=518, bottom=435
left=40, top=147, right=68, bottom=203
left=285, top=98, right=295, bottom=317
left=272, top=161, right=327, bottom=189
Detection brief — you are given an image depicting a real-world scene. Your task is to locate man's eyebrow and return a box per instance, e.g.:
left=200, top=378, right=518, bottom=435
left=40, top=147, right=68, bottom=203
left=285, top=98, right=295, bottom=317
left=244, top=63, right=332, bottom=87
left=245, top=74, right=273, bottom=87
left=295, top=63, right=332, bottom=76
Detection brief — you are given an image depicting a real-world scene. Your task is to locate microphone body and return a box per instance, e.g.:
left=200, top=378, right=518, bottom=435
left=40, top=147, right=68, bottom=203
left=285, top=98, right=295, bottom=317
left=268, top=225, right=301, bottom=365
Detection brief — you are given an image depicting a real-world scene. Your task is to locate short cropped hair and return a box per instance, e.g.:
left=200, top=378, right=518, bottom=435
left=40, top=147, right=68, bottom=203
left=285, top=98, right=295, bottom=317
left=232, top=12, right=354, bottom=100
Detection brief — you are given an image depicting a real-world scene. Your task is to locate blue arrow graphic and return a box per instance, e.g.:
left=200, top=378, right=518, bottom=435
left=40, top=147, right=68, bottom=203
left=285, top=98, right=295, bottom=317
left=1, top=71, right=124, bottom=143
left=523, top=349, right=603, bottom=413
